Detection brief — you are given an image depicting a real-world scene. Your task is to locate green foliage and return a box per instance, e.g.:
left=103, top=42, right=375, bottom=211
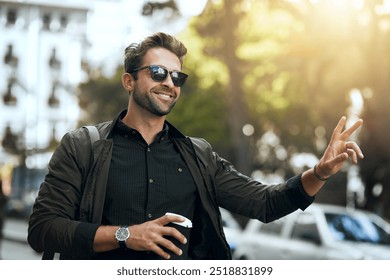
left=167, top=68, right=230, bottom=155
left=77, top=67, right=128, bottom=126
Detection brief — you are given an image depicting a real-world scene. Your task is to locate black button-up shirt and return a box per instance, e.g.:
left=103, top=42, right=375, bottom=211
left=97, top=118, right=197, bottom=259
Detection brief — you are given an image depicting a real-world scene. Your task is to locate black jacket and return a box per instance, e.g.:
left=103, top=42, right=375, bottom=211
left=28, top=111, right=314, bottom=259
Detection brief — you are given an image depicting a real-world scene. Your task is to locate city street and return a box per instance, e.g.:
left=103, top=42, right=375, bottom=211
left=1, top=218, right=42, bottom=260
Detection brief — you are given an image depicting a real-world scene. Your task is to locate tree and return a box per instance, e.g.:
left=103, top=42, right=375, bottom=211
left=167, top=67, right=230, bottom=156
left=256, top=0, right=390, bottom=217
left=181, top=0, right=390, bottom=217
left=77, top=67, right=127, bottom=126
left=357, top=3, right=390, bottom=218
left=187, top=0, right=253, bottom=174
left=181, top=0, right=336, bottom=173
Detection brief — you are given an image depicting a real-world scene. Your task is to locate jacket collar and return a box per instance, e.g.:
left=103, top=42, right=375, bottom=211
left=108, top=109, right=187, bottom=139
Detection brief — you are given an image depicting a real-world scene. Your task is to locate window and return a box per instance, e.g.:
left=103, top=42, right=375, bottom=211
left=42, top=13, right=51, bottom=30
left=325, top=213, right=390, bottom=245
left=60, top=14, right=68, bottom=29
left=6, top=9, right=17, bottom=26
left=291, top=213, right=321, bottom=244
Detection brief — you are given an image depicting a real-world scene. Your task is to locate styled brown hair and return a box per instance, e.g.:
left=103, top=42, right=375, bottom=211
left=124, top=32, right=187, bottom=79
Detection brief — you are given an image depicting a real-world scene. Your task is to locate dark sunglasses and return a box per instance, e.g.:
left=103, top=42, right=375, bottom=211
left=130, top=65, right=188, bottom=87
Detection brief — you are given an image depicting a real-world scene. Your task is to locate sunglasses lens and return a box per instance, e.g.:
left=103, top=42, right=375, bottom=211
left=149, top=66, right=188, bottom=87
left=150, top=66, right=168, bottom=82
left=171, top=72, right=188, bottom=87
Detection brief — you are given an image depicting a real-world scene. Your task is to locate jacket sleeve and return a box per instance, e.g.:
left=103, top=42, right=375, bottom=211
left=28, top=130, right=99, bottom=258
left=192, top=138, right=314, bottom=223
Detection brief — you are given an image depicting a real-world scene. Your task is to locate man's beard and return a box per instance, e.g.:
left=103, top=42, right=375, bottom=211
left=133, top=84, right=176, bottom=116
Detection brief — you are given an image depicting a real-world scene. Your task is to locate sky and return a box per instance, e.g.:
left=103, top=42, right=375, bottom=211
left=85, top=0, right=208, bottom=76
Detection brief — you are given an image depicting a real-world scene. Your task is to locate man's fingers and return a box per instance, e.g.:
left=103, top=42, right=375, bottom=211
left=346, top=149, right=358, bottom=164
left=128, top=224, right=185, bottom=259
left=341, top=119, right=363, bottom=140
left=149, top=227, right=185, bottom=258
left=149, top=243, right=172, bottom=259
left=346, top=141, right=364, bottom=159
left=158, top=214, right=186, bottom=226
left=331, top=116, right=363, bottom=141
left=160, top=225, right=187, bottom=245
left=148, top=235, right=184, bottom=259
left=326, top=152, right=349, bottom=168
left=332, top=116, right=347, bottom=137
left=158, top=238, right=183, bottom=256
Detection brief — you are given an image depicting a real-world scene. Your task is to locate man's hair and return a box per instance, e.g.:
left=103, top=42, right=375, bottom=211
left=124, top=32, right=187, bottom=78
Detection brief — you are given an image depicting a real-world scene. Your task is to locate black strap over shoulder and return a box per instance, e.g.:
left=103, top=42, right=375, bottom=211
left=79, top=126, right=100, bottom=194
left=84, top=126, right=100, bottom=149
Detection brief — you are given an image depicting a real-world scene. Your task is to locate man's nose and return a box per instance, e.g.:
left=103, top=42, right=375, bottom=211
left=161, top=73, right=175, bottom=88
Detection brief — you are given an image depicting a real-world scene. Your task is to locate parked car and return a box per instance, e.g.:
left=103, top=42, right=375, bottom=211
left=233, top=203, right=390, bottom=260
left=220, top=208, right=243, bottom=253
left=5, top=165, right=47, bottom=218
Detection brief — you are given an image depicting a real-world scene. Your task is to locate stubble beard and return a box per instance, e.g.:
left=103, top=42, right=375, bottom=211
left=133, top=85, right=176, bottom=117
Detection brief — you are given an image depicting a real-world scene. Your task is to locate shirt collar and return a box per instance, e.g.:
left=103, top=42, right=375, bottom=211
left=115, top=116, right=169, bottom=143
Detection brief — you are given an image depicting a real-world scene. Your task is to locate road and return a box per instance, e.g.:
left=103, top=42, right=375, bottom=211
left=1, top=217, right=42, bottom=260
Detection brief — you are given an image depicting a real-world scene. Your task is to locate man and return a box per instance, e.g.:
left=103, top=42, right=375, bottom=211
left=28, top=32, right=364, bottom=260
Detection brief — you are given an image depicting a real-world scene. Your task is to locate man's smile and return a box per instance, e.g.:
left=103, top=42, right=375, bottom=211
left=154, top=91, right=175, bottom=101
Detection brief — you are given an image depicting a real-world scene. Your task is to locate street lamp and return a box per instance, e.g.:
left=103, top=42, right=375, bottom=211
left=3, top=44, right=19, bottom=67
left=47, top=82, right=60, bottom=107
left=48, top=48, right=61, bottom=70
left=141, top=0, right=208, bottom=17
left=142, top=0, right=178, bottom=16
left=3, top=78, right=17, bottom=106
left=1, top=125, right=19, bottom=154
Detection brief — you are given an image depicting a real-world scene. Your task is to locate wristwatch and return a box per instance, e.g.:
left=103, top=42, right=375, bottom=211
left=115, top=226, right=130, bottom=249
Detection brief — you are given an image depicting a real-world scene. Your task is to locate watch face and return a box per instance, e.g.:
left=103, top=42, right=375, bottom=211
left=115, top=227, right=130, bottom=242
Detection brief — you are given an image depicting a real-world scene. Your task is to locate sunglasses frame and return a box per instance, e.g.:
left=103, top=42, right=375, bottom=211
left=130, top=65, right=188, bottom=87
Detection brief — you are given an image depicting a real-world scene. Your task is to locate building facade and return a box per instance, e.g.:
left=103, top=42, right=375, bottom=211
left=0, top=0, right=90, bottom=168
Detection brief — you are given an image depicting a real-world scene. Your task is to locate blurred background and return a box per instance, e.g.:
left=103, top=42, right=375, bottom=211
left=0, top=0, right=389, bottom=259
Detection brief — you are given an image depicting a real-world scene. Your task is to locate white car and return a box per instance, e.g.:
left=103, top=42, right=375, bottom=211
left=233, top=203, right=390, bottom=260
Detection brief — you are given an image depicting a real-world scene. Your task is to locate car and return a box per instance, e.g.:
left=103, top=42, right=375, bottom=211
left=5, top=166, right=47, bottom=218
left=220, top=208, right=243, bottom=253
left=233, top=203, right=390, bottom=260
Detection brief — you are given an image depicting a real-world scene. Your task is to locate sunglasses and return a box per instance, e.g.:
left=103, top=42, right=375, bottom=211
left=130, top=65, right=188, bottom=87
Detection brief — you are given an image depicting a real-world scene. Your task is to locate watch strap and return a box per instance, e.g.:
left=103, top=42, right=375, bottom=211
left=118, top=240, right=127, bottom=250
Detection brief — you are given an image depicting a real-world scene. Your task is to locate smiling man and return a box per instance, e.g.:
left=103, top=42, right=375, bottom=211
left=28, top=32, right=364, bottom=260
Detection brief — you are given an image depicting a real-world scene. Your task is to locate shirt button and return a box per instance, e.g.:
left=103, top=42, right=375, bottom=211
left=147, top=213, right=152, bottom=219
left=178, top=168, right=183, bottom=172
left=147, top=147, right=151, bottom=152
left=149, top=179, right=154, bottom=183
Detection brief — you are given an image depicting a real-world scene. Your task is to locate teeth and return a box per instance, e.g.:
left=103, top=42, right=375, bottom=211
left=158, top=93, right=172, bottom=100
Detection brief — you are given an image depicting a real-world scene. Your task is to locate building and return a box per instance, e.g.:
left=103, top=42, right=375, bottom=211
left=0, top=0, right=207, bottom=217
left=0, top=0, right=208, bottom=168
left=0, top=0, right=90, bottom=169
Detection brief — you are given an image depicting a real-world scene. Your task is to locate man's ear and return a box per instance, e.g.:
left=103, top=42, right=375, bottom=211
left=122, top=72, right=135, bottom=92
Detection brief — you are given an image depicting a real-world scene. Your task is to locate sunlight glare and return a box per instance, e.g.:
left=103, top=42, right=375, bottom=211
left=375, top=0, right=390, bottom=14
left=287, top=0, right=366, bottom=10
left=349, top=89, right=364, bottom=116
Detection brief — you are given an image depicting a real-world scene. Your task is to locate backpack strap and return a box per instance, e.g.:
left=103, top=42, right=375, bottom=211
left=84, top=125, right=100, bottom=150
left=80, top=125, right=100, bottom=188
left=42, top=125, right=100, bottom=260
